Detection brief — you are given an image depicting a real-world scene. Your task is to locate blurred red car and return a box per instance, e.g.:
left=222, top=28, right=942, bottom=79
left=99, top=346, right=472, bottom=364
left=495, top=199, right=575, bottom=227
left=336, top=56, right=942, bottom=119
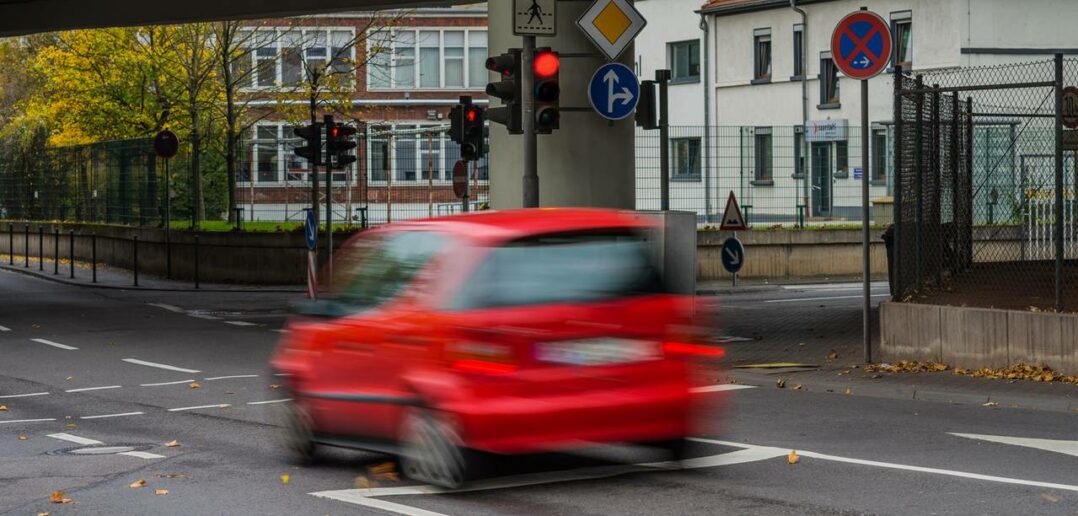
left=271, top=208, right=718, bottom=488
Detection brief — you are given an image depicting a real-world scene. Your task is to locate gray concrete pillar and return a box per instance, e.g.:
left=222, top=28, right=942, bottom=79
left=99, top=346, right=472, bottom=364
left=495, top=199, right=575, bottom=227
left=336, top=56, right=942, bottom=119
left=488, top=1, right=636, bottom=209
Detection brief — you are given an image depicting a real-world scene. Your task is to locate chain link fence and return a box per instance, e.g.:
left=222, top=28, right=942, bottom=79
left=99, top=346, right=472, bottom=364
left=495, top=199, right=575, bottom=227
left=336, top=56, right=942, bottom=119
left=892, top=56, right=1078, bottom=312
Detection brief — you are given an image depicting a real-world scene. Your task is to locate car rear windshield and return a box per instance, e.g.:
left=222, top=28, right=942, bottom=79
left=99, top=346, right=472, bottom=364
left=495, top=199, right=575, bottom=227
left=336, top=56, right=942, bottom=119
left=450, top=231, right=664, bottom=310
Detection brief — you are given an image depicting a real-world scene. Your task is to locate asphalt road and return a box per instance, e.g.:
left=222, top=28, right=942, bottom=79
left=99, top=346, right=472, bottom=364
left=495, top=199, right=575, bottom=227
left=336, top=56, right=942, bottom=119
left=1, top=270, right=1076, bottom=515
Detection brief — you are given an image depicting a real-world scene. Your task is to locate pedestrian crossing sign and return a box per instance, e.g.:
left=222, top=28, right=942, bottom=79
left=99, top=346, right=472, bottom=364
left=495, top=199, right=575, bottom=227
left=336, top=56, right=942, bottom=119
left=515, top=0, right=557, bottom=36
left=720, top=191, right=748, bottom=231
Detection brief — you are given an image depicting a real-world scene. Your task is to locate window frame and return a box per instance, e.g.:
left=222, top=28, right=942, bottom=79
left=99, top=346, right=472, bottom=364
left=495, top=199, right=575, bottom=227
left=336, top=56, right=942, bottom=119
left=366, top=27, right=489, bottom=92
left=364, top=122, right=491, bottom=185
left=668, top=39, right=701, bottom=84
left=671, top=137, right=702, bottom=181
left=871, top=128, right=888, bottom=184
left=792, top=125, right=805, bottom=179
left=753, top=127, right=774, bottom=184
left=891, top=11, right=913, bottom=71
left=239, top=121, right=356, bottom=187
left=819, top=52, right=840, bottom=108
left=834, top=140, right=849, bottom=178
left=752, top=28, right=772, bottom=84
left=792, top=24, right=804, bottom=80
left=238, top=26, right=357, bottom=91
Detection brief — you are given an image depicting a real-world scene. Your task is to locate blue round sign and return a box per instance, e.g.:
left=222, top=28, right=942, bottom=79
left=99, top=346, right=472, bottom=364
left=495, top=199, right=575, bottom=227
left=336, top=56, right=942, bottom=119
left=721, top=237, right=745, bottom=274
left=588, top=63, right=640, bottom=121
left=304, top=209, right=317, bottom=250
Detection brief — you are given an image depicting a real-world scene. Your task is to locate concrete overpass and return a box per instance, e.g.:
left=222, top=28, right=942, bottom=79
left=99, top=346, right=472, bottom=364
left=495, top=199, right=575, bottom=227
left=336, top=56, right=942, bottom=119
left=0, top=0, right=635, bottom=209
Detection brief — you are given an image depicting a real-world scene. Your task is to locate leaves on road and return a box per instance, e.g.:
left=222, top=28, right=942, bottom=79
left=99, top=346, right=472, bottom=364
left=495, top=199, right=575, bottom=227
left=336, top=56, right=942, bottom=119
left=18, top=435, right=27, bottom=441
left=353, top=475, right=373, bottom=489
left=0, top=404, right=8, bottom=411
left=280, top=474, right=290, bottom=485
left=49, top=491, right=73, bottom=504
left=154, top=489, right=169, bottom=496
left=844, top=387, right=851, bottom=395
left=787, top=450, right=800, bottom=464
left=982, top=401, right=999, bottom=407
left=129, top=479, right=146, bottom=489
left=164, top=440, right=181, bottom=448
left=868, top=361, right=1078, bottom=384
left=369, top=462, right=400, bottom=482
left=269, top=384, right=281, bottom=390
left=65, top=423, right=76, bottom=429
left=189, top=382, right=201, bottom=389
left=793, top=384, right=803, bottom=390
left=776, top=379, right=786, bottom=389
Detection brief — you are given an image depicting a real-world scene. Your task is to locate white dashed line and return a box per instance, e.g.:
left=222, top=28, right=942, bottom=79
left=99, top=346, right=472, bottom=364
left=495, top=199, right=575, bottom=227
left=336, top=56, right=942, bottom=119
left=204, top=374, right=259, bottom=381
left=273, top=373, right=293, bottom=377
left=167, top=404, right=231, bottom=412
left=147, top=303, right=185, bottom=313
left=224, top=321, right=258, bottom=327
left=0, top=325, right=11, bottom=331
left=247, top=399, right=292, bottom=405
left=140, top=379, right=196, bottom=387
left=64, top=385, right=122, bottom=393
left=80, top=412, right=144, bottom=420
left=47, top=433, right=104, bottom=445
left=691, top=384, right=758, bottom=393
left=763, top=294, right=890, bottom=304
left=187, top=313, right=220, bottom=321
left=122, top=358, right=201, bottom=374
left=120, top=451, right=166, bottom=459
left=0, top=392, right=49, bottom=399
left=273, top=329, right=290, bottom=334
left=0, top=418, right=56, bottom=425
left=30, top=338, right=78, bottom=350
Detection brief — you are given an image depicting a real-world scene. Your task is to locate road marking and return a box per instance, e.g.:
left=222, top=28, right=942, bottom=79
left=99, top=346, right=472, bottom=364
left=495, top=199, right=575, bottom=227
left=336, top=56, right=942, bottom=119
left=273, top=329, right=290, bottom=334
left=0, top=325, right=10, bottom=331
left=949, top=433, right=1078, bottom=458
left=120, top=451, right=166, bottom=459
left=204, top=374, right=259, bottom=381
left=122, top=358, right=201, bottom=374
left=273, top=373, right=293, bottom=377
left=247, top=399, right=292, bottom=405
left=64, top=385, right=122, bottom=393
left=31, top=338, right=78, bottom=350
left=764, top=294, right=890, bottom=304
left=691, top=384, right=757, bottom=393
left=0, top=418, right=56, bottom=424
left=140, top=379, right=196, bottom=387
left=693, top=438, right=1078, bottom=493
left=782, top=282, right=889, bottom=290
left=47, top=433, right=104, bottom=445
left=187, top=313, right=220, bottom=321
left=147, top=303, right=185, bottom=313
left=0, top=392, right=49, bottom=399
left=167, top=403, right=231, bottom=412
left=224, top=321, right=258, bottom=327
left=80, top=412, right=144, bottom=420
left=310, top=446, right=785, bottom=515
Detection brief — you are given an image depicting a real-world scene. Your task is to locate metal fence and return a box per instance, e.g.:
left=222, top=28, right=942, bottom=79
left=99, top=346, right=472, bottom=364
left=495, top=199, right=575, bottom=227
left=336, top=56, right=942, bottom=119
left=892, top=56, right=1078, bottom=312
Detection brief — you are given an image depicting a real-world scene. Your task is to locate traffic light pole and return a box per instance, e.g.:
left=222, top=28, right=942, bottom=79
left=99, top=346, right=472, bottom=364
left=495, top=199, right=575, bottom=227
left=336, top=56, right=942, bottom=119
left=323, top=114, right=334, bottom=288
left=522, top=36, right=538, bottom=208
left=657, top=69, right=671, bottom=211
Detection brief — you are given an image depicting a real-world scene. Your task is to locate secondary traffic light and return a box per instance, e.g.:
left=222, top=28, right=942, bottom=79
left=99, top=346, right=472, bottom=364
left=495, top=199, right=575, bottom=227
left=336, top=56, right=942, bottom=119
left=293, top=123, right=323, bottom=167
left=485, top=49, right=522, bottom=134
left=327, top=123, right=357, bottom=169
left=636, top=80, right=658, bottom=130
left=462, top=105, right=486, bottom=161
left=533, top=48, right=560, bottom=134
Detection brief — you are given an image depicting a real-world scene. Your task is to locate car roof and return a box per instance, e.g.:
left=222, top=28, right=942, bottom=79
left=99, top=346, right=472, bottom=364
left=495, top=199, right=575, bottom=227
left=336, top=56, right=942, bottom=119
left=390, top=208, right=656, bottom=243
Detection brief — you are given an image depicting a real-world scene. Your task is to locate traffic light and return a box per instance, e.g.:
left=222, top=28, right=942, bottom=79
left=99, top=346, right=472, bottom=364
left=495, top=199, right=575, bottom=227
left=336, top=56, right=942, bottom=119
left=462, top=105, right=486, bottom=161
left=326, top=123, right=357, bottom=169
left=533, top=48, right=560, bottom=134
left=293, top=123, right=323, bottom=167
left=448, top=104, right=464, bottom=145
left=636, top=80, right=658, bottom=130
left=485, top=49, right=522, bottom=134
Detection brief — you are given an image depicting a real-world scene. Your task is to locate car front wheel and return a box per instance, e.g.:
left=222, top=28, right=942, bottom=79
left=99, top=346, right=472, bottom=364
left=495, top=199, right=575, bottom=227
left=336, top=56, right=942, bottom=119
left=399, top=408, right=469, bottom=489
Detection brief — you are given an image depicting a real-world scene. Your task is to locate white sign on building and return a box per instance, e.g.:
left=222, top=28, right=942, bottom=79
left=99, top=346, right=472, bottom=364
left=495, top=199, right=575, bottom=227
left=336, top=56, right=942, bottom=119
left=805, top=119, right=849, bottom=142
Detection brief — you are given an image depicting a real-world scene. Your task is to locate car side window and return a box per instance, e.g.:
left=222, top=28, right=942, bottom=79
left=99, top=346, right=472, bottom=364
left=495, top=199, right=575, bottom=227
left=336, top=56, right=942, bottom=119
left=331, top=231, right=446, bottom=312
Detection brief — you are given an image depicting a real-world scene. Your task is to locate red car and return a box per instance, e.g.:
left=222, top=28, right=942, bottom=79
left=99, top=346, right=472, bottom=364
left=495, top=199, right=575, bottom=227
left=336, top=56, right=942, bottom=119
left=271, top=208, right=718, bottom=488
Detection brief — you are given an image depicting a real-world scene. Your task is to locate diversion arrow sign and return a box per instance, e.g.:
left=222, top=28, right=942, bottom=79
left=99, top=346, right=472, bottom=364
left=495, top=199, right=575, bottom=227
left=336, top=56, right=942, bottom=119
left=589, top=63, right=639, bottom=121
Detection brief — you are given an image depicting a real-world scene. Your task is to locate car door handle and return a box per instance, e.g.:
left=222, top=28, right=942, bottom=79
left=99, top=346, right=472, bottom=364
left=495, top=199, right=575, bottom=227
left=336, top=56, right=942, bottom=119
left=336, top=342, right=374, bottom=354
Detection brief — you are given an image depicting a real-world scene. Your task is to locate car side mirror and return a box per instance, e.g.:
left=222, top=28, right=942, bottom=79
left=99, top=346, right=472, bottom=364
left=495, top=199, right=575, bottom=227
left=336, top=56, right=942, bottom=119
left=289, top=299, right=348, bottom=319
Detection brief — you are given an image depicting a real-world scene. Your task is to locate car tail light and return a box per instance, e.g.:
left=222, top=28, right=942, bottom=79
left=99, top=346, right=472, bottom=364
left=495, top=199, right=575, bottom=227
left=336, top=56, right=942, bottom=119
left=446, top=342, right=517, bottom=375
left=662, top=342, right=726, bottom=358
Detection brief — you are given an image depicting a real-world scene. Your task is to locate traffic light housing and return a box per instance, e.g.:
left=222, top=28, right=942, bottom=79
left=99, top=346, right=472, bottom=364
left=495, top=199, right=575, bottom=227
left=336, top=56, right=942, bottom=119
left=326, top=123, right=357, bottom=169
left=293, top=123, right=323, bottom=167
left=485, top=49, right=522, bottom=134
left=636, top=80, right=658, bottom=130
left=533, top=48, right=560, bottom=134
left=462, top=105, right=486, bottom=161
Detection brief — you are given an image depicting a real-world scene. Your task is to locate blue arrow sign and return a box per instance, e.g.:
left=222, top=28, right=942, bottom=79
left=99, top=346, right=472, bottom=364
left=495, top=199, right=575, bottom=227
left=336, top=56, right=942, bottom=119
left=721, top=237, right=745, bottom=274
left=304, top=209, right=317, bottom=251
left=588, top=63, right=639, bottom=121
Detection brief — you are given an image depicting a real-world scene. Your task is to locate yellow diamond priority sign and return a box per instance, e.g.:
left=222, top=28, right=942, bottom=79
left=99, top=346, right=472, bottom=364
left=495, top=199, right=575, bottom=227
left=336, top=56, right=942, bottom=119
left=577, top=0, right=647, bottom=61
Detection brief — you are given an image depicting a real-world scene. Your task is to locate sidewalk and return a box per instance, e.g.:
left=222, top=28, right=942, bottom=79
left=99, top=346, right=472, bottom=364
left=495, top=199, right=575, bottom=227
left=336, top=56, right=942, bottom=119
left=0, top=254, right=303, bottom=293
left=696, top=275, right=888, bottom=295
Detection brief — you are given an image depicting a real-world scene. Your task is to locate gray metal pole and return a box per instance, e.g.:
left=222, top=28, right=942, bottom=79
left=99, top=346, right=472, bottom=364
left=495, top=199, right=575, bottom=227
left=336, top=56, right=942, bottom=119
left=862, top=79, right=872, bottom=364
left=1055, top=53, right=1064, bottom=311
left=522, top=35, right=538, bottom=208
left=658, top=69, right=671, bottom=211
left=165, top=158, right=172, bottom=279
left=700, top=15, right=712, bottom=222
left=325, top=114, right=334, bottom=288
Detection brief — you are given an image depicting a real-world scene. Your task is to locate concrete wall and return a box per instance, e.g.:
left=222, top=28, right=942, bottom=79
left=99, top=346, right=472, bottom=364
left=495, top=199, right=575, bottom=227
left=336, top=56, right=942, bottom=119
left=697, top=228, right=887, bottom=281
left=880, top=301, right=1078, bottom=374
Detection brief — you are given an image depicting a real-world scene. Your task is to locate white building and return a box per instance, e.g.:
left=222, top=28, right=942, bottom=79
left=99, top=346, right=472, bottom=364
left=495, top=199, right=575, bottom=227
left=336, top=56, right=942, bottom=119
left=634, top=0, right=1078, bottom=224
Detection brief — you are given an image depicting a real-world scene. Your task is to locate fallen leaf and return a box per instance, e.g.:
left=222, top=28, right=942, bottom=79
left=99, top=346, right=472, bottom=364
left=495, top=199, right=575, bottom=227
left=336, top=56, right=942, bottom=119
left=844, top=387, right=851, bottom=395
left=793, top=384, right=803, bottom=390
left=0, top=405, right=8, bottom=411
left=827, top=352, right=838, bottom=360
left=776, top=379, right=786, bottom=389
left=65, top=423, right=76, bottom=429
left=36, top=512, right=49, bottom=516
left=982, top=401, right=998, bottom=407
left=155, top=473, right=188, bottom=480
left=65, top=376, right=72, bottom=381
left=353, top=476, right=373, bottom=489
left=18, top=435, right=27, bottom=441
left=49, top=491, right=72, bottom=504
left=269, top=384, right=281, bottom=390
left=280, top=474, right=290, bottom=484
left=1041, top=493, right=1060, bottom=503
left=188, top=382, right=201, bottom=389
left=154, top=489, right=169, bottom=496
left=787, top=450, right=800, bottom=464
left=129, top=479, right=146, bottom=489
left=369, top=462, right=399, bottom=482
left=164, top=440, right=181, bottom=448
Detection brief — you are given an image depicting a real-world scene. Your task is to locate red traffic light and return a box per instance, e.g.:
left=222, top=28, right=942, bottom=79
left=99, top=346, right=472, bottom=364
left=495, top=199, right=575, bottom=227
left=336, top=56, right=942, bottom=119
left=534, top=51, right=559, bottom=78
left=466, top=109, right=478, bottom=123
left=330, top=126, right=340, bottom=138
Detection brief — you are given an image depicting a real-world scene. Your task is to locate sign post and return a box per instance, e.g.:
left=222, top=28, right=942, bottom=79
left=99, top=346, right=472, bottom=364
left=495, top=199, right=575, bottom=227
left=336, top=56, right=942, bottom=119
left=832, top=7, right=891, bottom=364
left=153, top=129, right=179, bottom=279
left=453, top=160, right=469, bottom=212
left=304, top=208, right=318, bottom=300
left=720, top=191, right=749, bottom=287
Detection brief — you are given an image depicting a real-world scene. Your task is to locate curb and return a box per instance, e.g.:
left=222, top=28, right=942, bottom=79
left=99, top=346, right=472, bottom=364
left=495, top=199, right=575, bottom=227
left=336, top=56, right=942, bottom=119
left=725, top=369, right=1078, bottom=414
left=0, top=263, right=304, bottom=294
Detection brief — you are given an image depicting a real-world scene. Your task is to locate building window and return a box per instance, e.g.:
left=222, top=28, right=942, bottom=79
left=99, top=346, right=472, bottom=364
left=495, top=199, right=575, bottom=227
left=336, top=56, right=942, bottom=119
left=794, top=126, right=805, bottom=178
left=820, top=56, right=839, bottom=106
left=835, top=140, right=849, bottom=177
left=792, top=25, right=804, bottom=78
left=366, top=124, right=490, bottom=183
left=872, top=129, right=888, bottom=182
left=243, top=122, right=353, bottom=185
left=754, top=128, right=773, bottom=182
left=669, top=40, right=700, bottom=83
left=753, top=29, right=771, bottom=82
left=672, top=138, right=701, bottom=179
left=240, top=27, right=357, bottom=89
left=892, top=13, right=912, bottom=70
left=368, top=28, right=488, bottom=90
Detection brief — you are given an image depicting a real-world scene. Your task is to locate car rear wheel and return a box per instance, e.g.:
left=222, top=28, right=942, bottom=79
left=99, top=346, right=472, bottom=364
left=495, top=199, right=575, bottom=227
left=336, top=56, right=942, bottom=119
left=399, top=408, right=470, bottom=489
left=647, top=437, right=692, bottom=462
left=282, top=402, right=318, bottom=464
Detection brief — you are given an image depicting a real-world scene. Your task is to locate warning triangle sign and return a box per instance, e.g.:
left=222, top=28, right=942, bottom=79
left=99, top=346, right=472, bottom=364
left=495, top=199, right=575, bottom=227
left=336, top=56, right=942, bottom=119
left=719, top=191, right=748, bottom=231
